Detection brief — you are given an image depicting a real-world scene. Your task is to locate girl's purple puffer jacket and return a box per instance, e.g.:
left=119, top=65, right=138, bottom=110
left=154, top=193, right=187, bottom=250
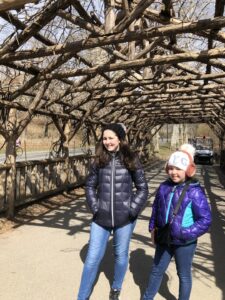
left=149, top=179, right=212, bottom=245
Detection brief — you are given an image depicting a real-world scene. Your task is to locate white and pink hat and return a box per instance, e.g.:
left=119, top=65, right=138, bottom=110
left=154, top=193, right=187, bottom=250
left=166, top=143, right=196, bottom=177
left=168, top=151, right=190, bottom=171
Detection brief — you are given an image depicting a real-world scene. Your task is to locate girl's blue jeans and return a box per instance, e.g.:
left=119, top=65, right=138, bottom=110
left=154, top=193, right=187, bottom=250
left=77, top=221, right=136, bottom=300
left=143, top=242, right=197, bottom=300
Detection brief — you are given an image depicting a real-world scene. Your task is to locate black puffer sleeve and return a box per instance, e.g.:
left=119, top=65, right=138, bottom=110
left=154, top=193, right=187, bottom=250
left=85, top=164, right=99, bottom=215
left=130, top=159, right=149, bottom=218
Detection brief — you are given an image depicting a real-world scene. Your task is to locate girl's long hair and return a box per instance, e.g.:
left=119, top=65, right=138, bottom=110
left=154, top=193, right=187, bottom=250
left=94, top=139, right=138, bottom=171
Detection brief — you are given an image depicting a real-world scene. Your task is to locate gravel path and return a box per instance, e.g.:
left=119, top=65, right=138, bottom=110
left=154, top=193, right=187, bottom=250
left=0, top=162, right=224, bottom=300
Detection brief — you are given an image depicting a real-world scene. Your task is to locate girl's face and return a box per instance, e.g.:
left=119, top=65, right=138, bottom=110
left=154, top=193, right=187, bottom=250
left=103, top=129, right=120, bottom=152
left=167, top=165, right=186, bottom=183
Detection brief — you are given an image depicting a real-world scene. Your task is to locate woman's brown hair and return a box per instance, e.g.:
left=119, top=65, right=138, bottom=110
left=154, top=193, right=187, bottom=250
left=94, top=139, right=139, bottom=171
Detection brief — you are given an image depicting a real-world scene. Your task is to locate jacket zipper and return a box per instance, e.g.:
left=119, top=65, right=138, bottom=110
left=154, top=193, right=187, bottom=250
left=111, top=153, right=115, bottom=227
left=166, top=186, right=176, bottom=224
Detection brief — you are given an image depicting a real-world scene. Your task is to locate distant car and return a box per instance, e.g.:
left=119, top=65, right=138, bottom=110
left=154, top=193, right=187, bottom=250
left=191, top=137, right=214, bottom=165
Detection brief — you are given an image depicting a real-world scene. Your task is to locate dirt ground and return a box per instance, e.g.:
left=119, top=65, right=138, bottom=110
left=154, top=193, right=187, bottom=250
left=0, top=187, right=85, bottom=234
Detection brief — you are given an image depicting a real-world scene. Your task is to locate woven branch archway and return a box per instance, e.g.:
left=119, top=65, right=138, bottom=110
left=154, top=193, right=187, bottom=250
left=0, top=0, right=224, bottom=151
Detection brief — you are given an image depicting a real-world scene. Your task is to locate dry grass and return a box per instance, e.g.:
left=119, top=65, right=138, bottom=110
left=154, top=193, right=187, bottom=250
left=0, top=218, right=15, bottom=234
left=0, top=115, right=84, bottom=153
left=22, top=138, right=53, bottom=152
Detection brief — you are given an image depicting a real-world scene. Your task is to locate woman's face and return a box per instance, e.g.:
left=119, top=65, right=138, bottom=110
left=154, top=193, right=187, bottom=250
left=167, top=165, right=186, bottom=183
left=103, top=129, right=120, bottom=152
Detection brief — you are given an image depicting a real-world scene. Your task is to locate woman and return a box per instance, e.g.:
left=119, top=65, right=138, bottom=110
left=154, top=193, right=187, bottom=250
left=77, top=123, right=148, bottom=300
left=143, top=143, right=212, bottom=300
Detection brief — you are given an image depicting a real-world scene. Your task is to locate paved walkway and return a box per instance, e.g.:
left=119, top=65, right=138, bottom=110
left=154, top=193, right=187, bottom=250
left=0, top=162, right=224, bottom=300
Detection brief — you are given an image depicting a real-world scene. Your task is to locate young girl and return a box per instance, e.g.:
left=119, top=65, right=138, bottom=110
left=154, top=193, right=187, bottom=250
left=143, top=144, right=212, bottom=300
left=77, top=123, right=148, bottom=300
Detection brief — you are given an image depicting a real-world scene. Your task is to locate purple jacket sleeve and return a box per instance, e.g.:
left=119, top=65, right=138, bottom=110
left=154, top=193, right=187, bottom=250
left=181, top=187, right=212, bottom=240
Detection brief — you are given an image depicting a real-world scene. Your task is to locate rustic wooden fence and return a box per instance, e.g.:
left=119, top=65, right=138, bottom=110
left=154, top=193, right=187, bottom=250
left=1, top=150, right=224, bottom=215
left=0, top=155, right=91, bottom=213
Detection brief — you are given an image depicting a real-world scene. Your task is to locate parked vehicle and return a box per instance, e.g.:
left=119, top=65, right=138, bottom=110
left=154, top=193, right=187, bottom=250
left=188, top=136, right=214, bottom=165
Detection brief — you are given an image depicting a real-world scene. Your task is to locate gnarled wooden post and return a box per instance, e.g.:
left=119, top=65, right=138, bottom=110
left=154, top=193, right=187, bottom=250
left=64, top=121, right=71, bottom=190
left=171, top=124, right=179, bottom=150
left=219, top=132, right=225, bottom=170
left=104, top=0, right=115, bottom=34
left=5, top=108, right=17, bottom=218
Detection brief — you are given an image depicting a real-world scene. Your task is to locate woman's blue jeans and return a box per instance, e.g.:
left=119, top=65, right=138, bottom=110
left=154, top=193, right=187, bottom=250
left=143, top=242, right=197, bottom=300
left=77, top=221, right=136, bottom=300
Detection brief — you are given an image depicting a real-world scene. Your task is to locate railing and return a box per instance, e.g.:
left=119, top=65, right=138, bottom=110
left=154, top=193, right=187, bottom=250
left=1, top=149, right=223, bottom=214
left=0, top=155, right=92, bottom=213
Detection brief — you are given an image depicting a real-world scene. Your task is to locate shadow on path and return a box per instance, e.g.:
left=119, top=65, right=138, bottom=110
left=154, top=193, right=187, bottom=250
left=4, top=162, right=225, bottom=299
left=200, top=164, right=225, bottom=299
left=129, top=248, right=176, bottom=300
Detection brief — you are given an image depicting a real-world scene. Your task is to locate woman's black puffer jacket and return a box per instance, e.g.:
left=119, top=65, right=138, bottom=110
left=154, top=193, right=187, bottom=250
left=85, top=153, right=148, bottom=228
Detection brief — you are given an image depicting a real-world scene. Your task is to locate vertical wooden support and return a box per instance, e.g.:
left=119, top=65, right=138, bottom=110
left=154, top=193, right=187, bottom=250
left=170, top=124, right=179, bottom=150
left=64, top=121, right=70, bottom=191
left=143, top=40, right=150, bottom=78
left=5, top=108, right=17, bottom=218
left=104, top=0, right=115, bottom=33
left=178, top=124, right=183, bottom=146
left=128, top=22, right=135, bottom=59
left=148, top=132, right=154, bottom=157
left=219, top=133, right=225, bottom=169
left=154, top=131, right=160, bottom=153
left=183, top=124, right=188, bottom=144
left=149, top=126, right=160, bottom=155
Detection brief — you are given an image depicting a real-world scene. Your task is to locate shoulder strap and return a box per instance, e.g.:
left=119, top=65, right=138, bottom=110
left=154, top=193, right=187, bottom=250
left=173, top=180, right=192, bottom=217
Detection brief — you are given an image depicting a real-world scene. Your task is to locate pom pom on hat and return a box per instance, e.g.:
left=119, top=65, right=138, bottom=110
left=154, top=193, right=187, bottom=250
left=102, top=123, right=126, bottom=140
left=179, top=143, right=195, bottom=159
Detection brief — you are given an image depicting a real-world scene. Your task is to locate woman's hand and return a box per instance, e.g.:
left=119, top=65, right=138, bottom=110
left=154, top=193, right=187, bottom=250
left=151, top=228, right=156, bottom=245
